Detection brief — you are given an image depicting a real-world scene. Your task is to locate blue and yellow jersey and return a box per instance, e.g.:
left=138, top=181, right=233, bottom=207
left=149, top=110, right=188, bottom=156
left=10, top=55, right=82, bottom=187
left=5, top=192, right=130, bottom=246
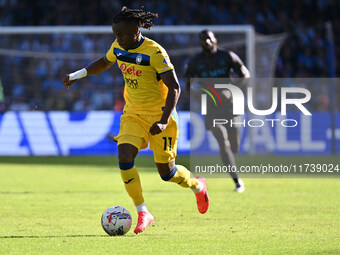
left=105, top=36, right=174, bottom=115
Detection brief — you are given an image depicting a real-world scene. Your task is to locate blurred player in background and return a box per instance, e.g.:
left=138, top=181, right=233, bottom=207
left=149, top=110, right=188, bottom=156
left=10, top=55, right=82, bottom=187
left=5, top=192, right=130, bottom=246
left=63, top=7, right=209, bottom=234
left=185, top=29, right=250, bottom=193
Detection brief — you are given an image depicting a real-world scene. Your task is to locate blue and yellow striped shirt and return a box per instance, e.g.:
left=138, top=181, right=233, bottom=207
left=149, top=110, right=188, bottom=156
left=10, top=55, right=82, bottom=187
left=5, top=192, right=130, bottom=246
left=106, top=36, right=174, bottom=115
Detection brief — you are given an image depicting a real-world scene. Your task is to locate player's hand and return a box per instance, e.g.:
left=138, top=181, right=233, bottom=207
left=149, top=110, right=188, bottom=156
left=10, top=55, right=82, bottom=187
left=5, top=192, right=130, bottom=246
left=63, top=75, right=79, bottom=89
left=149, top=121, right=168, bottom=135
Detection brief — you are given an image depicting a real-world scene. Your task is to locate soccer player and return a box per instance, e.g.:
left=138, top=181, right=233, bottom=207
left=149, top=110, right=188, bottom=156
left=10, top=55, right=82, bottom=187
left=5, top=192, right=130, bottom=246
left=185, top=29, right=250, bottom=193
left=63, top=7, right=209, bottom=234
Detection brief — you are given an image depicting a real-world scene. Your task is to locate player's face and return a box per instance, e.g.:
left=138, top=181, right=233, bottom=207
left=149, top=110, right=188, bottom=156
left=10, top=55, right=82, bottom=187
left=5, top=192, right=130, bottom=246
left=199, top=31, right=217, bottom=52
left=112, top=22, right=139, bottom=50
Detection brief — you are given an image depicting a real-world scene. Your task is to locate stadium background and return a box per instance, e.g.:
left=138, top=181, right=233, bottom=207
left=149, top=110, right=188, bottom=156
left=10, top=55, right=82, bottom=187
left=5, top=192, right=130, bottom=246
left=0, top=3, right=339, bottom=254
left=0, top=0, right=339, bottom=156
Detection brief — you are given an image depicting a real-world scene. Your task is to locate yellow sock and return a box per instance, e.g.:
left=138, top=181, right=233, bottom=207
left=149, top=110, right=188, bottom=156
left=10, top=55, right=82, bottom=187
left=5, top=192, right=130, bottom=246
left=161, top=165, right=199, bottom=189
left=119, top=161, right=144, bottom=206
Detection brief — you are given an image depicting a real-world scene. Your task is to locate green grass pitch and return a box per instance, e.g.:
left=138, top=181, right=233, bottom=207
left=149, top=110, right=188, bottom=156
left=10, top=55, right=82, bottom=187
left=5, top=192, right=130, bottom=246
left=0, top=156, right=339, bottom=255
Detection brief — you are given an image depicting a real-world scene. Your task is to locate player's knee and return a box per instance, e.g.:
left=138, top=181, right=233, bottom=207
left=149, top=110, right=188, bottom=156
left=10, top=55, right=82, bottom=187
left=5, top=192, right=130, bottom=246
left=118, top=152, right=134, bottom=163
left=219, top=140, right=232, bottom=152
left=222, top=138, right=239, bottom=154
left=118, top=144, right=138, bottom=163
left=156, top=161, right=175, bottom=179
left=160, top=166, right=177, bottom=182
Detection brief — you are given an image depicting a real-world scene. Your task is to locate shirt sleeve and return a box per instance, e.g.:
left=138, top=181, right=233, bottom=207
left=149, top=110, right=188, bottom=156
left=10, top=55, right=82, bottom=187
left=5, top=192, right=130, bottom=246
left=150, top=47, right=174, bottom=75
left=105, top=41, right=117, bottom=63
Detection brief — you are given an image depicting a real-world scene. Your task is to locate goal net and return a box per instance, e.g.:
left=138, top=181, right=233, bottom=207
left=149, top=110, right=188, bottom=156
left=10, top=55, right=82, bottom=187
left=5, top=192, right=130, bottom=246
left=0, top=25, right=286, bottom=112
left=0, top=25, right=287, bottom=155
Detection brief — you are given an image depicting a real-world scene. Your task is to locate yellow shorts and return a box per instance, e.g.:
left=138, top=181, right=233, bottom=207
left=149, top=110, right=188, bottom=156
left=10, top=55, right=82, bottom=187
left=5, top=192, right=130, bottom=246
left=115, top=111, right=179, bottom=163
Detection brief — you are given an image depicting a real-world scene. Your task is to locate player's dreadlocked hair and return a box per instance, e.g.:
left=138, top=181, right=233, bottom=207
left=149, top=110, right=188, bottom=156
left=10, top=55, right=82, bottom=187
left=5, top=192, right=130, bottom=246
left=113, top=6, right=158, bottom=30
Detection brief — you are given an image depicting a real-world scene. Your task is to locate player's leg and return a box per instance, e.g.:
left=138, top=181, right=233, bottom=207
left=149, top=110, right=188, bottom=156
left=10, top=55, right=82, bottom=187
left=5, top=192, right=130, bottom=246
left=155, top=161, right=209, bottom=214
left=210, top=124, right=244, bottom=192
left=227, top=125, right=240, bottom=154
left=156, top=161, right=199, bottom=189
left=226, top=124, right=245, bottom=192
left=150, top=112, right=209, bottom=213
left=118, top=142, right=143, bottom=208
left=210, top=124, right=237, bottom=178
left=115, top=113, right=154, bottom=234
left=118, top=140, right=154, bottom=234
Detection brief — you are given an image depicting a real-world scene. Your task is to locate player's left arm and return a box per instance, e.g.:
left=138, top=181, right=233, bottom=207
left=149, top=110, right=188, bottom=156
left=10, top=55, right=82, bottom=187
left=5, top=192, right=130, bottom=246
left=229, top=51, right=250, bottom=78
left=228, top=51, right=250, bottom=90
left=149, top=70, right=180, bottom=135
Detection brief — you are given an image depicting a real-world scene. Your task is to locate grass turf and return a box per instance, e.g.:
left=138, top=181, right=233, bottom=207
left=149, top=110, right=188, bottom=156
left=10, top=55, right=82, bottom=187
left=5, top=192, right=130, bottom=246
left=0, top=156, right=339, bottom=255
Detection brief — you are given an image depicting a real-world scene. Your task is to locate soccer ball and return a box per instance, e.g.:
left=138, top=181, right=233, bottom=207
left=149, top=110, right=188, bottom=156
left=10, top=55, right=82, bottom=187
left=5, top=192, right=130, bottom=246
left=101, top=206, right=132, bottom=236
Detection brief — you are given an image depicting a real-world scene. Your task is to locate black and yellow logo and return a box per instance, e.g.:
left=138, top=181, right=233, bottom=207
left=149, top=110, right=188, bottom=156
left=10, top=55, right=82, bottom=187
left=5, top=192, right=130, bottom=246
left=125, top=77, right=138, bottom=89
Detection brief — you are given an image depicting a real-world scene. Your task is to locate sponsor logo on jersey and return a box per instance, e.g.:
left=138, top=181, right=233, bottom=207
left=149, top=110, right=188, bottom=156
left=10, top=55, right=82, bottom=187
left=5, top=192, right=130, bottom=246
left=124, top=77, right=138, bottom=89
left=120, top=63, right=142, bottom=77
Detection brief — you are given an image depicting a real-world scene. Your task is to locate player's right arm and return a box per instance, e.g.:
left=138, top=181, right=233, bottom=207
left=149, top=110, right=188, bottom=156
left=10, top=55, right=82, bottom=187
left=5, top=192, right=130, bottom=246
left=63, top=57, right=113, bottom=89
left=63, top=42, right=117, bottom=89
left=227, top=51, right=250, bottom=91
